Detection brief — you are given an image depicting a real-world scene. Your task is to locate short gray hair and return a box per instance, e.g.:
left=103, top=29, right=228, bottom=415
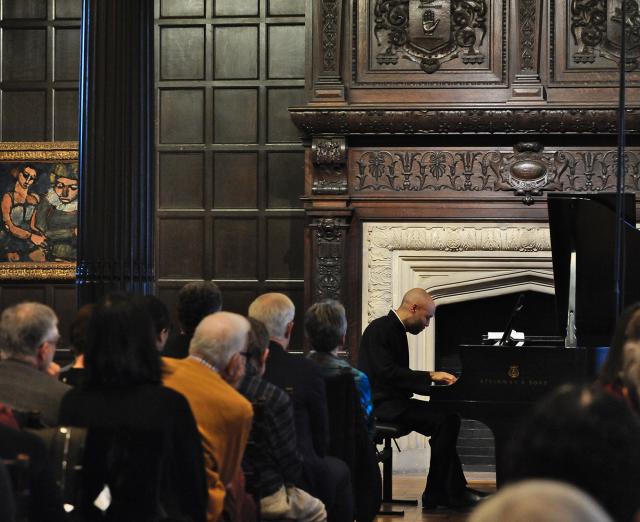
left=304, top=299, right=347, bottom=353
left=469, top=480, right=612, bottom=522
left=0, top=302, right=58, bottom=358
left=248, top=293, right=295, bottom=339
left=189, top=312, right=249, bottom=369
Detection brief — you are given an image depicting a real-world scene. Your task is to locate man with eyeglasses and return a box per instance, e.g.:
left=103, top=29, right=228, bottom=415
left=0, top=302, right=69, bottom=426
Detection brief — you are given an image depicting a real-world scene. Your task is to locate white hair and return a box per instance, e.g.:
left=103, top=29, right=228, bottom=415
left=189, top=312, right=250, bottom=369
left=469, top=480, right=612, bottom=522
left=0, top=302, right=57, bottom=358
left=248, top=293, right=295, bottom=339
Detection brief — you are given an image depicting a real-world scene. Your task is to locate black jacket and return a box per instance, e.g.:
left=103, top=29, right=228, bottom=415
left=357, top=311, right=432, bottom=420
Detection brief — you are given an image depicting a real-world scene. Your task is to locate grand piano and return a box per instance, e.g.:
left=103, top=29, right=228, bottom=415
left=429, top=192, right=640, bottom=484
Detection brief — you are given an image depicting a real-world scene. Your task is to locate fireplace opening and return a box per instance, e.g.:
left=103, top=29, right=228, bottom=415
left=434, top=290, right=558, bottom=471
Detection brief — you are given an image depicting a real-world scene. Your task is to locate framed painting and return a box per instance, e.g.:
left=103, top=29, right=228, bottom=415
left=0, top=142, right=78, bottom=280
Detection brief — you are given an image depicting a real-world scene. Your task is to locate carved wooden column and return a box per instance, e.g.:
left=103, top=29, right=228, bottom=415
left=311, top=0, right=347, bottom=103
left=305, top=136, right=351, bottom=303
left=77, top=0, right=154, bottom=304
left=511, top=0, right=544, bottom=101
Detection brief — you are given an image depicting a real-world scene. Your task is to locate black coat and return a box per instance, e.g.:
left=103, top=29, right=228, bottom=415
left=357, top=311, right=433, bottom=420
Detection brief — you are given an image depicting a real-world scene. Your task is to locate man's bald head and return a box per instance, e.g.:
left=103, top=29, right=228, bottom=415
left=396, top=288, right=435, bottom=335
left=189, top=311, right=250, bottom=370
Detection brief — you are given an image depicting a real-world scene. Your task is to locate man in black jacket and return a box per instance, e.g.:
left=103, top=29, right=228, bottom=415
left=358, top=287, right=482, bottom=510
left=249, top=292, right=353, bottom=522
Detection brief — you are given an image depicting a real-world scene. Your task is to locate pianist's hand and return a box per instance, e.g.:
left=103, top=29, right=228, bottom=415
left=430, top=371, right=457, bottom=385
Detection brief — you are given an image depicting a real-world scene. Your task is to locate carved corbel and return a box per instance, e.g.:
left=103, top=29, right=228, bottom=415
left=491, top=142, right=560, bottom=205
left=309, top=217, right=351, bottom=302
left=510, top=0, right=545, bottom=101
left=312, top=0, right=346, bottom=103
left=311, top=136, right=348, bottom=195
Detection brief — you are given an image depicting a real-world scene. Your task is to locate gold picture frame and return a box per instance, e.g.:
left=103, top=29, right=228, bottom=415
left=0, top=141, right=78, bottom=280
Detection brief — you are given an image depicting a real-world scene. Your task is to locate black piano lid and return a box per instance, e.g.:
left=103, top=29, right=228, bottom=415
left=547, top=192, right=639, bottom=348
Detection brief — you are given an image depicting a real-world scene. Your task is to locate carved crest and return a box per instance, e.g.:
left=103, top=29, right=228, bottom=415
left=508, top=365, right=520, bottom=379
left=374, top=0, right=487, bottom=73
left=571, top=0, right=640, bottom=69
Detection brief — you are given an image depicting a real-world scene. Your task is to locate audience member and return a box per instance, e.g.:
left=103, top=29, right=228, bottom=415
left=59, top=303, right=93, bottom=386
left=506, top=384, right=640, bottom=522
left=600, top=302, right=640, bottom=396
left=163, top=281, right=222, bottom=359
left=58, top=292, right=207, bottom=522
left=141, top=295, right=171, bottom=351
left=305, top=299, right=374, bottom=431
left=163, top=311, right=253, bottom=522
left=239, top=317, right=326, bottom=521
left=0, top=302, right=69, bottom=426
left=469, top=480, right=612, bottom=522
left=249, top=293, right=354, bottom=522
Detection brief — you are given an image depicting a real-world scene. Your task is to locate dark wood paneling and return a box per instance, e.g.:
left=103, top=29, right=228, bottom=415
left=213, top=152, right=258, bottom=209
left=54, top=27, right=80, bottom=81
left=268, top=25, right=305, bottom=79
left=159, top=152, right=205, bottom=208
left=55, top=0, right=82, bottom=19
left=160, top=26, right=205, bottom=80
left=213, top=88, right=258, bottom=143
left=53, top=89, right=79, bottom=140
left=3, top=28, right=46, bottom=81
left=217, top=287, right=259, bottom=316
left=269, top=0, right=305, bottom=16
left=267, top=216, right=304, bottom=279
left=267, top=151, right=304, bottom=208
left=214, top=0, right=259, bottom=17
left=213, top=218, right=258, bottom=279
left=267, top=87, right=305, bottom=143
left=52, top=285, right=79, bottom=344
left=214, top=25, right=259, bottom=80
left=159, top=88, right=205, bottom=143
left=3, top=90, right=46, bottom=140
left=0, top=285, right=47, bottom=306
left=158, top=218, right=205, bottom=278
left=160, top=0, right=205, bottom=18
left=3, top=0, right=46, bottom=19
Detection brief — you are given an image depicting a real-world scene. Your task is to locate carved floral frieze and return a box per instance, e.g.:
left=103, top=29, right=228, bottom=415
left=290, top=108, right=636, bottom=136
left=353, top=146, right=640, bottom=203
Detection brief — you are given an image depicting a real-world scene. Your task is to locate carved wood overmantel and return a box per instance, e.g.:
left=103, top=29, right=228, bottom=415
left=298, top=0, right=640, bottom=355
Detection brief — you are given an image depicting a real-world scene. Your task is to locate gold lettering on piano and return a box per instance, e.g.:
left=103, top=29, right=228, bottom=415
left=479, top=378, right=550, bottom=386
left=508, top=365, right=520, bottom=379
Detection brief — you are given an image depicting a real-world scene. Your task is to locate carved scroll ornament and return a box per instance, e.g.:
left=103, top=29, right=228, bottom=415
left=312, top=137, right=348, bottom=194
left=312, top=217, right=348, bottom=300
left=374, top=0, right=487, bottom=73
left=571, top=0, right=640, bottom=69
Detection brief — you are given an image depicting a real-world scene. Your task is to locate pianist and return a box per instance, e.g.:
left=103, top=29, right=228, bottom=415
left=357, top=287, right=483, bottom=510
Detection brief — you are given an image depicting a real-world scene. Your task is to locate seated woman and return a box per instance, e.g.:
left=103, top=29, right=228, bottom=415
left=58, top=292, right=207, bottom=521
left=304, top=299, right=374, bottom=432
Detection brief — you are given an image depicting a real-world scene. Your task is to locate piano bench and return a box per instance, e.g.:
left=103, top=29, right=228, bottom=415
left=374, top=422, right=418, bottom=516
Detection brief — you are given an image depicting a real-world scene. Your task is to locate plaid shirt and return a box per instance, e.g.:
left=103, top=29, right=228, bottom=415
left=238, top=367, right=302, bottom=498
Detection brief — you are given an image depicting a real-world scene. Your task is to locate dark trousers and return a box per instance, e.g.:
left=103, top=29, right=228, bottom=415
left=381, top=399, right=467, bottom=501
left=301, top=455, right=354, bottom=522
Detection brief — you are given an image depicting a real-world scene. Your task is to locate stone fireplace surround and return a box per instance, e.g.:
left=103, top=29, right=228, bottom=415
left=362, top=222, right=554, bottom=472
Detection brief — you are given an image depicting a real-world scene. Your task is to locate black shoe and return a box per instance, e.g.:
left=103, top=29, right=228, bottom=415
left=446, top=488, right=484, bottom=510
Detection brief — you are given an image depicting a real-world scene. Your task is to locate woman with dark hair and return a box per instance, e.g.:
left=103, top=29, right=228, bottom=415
left=59, top=303, right=94, bottom=386
left=599, top=302, right=640, bottom=392
left=58, top=292, right=207, bottom=521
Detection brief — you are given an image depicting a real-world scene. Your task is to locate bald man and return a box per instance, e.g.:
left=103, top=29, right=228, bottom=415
left=358, top=288, right=481, bottom=510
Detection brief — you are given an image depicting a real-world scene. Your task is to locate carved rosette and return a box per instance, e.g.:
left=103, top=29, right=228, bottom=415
left=311, top=217, right=349, bottom=301
left=312, top=136, right=348, bottom=194
left=351, top=145, right=640, bottom=203
left=373, top=0, right=487, bottom=74
left=365, top=223, right=551, bottom=321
